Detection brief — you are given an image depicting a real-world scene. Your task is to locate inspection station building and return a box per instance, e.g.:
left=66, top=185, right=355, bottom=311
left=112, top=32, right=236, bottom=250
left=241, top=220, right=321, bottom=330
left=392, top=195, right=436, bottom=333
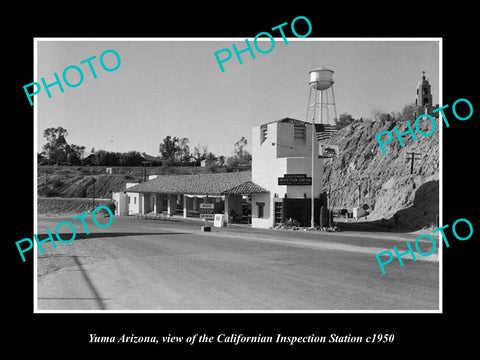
left=113, top=117, right=330, bottom=228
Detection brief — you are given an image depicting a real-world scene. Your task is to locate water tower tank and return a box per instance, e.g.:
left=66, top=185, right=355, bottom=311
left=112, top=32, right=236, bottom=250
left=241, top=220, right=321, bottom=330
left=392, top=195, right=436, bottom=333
left=309, top=67, right=334, bottom=90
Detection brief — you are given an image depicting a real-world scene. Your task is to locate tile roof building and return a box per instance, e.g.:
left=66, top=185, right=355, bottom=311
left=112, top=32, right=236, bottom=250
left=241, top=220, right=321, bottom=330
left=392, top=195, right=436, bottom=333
left=126, top=172, right=266, bottom=196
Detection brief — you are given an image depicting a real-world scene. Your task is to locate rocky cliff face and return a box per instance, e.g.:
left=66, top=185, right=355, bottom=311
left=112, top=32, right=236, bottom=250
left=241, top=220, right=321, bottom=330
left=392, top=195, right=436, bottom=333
left=323, top=116, right=439, bottom=230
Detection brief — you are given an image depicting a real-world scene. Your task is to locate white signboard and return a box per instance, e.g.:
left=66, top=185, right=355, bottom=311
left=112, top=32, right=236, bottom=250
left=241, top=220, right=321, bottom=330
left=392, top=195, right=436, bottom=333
left=200, top=203, right=215, bottom=209
left=214, top=214, right=227, bottom=227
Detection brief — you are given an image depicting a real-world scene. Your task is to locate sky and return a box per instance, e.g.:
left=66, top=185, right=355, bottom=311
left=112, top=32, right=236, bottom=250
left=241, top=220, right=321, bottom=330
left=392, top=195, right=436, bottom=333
left=35, top=39, right=440, bottom=157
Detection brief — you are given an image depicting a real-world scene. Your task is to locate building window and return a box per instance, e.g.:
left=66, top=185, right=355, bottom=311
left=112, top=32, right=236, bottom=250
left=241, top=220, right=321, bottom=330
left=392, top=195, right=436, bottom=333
left=128, top=196, right=130, bottom=204
left=134, top=197, right=136, bottom=205
left=257, top=202, right=265, bottom=218
left=260, top=124, right=268, bottom=145
left=294, top=125, right=306, bottom=144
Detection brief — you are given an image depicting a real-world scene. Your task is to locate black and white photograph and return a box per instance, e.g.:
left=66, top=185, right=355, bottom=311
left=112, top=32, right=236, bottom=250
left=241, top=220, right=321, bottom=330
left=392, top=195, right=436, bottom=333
left=6, top=6, right=478, bottom=355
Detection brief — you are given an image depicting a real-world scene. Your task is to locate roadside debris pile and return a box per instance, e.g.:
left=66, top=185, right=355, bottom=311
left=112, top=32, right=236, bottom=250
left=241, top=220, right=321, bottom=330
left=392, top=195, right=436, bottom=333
left=272, top=218, right=301, bottom=230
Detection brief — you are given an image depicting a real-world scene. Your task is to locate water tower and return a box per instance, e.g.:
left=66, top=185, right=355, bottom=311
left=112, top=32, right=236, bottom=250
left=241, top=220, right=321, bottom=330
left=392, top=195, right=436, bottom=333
left=306, top=67, right=338, bottom=228
left=306, top=67, right=337, bottom=127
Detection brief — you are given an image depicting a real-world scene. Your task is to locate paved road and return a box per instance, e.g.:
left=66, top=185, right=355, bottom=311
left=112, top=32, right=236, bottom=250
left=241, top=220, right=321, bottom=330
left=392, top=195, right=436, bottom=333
left=36, top=215, right=440, bottom=311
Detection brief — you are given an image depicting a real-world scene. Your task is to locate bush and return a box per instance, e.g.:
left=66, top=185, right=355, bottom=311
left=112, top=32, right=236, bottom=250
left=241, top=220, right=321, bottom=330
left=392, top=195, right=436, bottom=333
left=50, top=178, right=65, bottom=188
left=285, top=218, right=301, bottom=227
left=93, top=201, right=116, bottom=215
left=56, top=168, right=73, bottom=175
left=106, top=201, right=116, bottom=214
left=80, top=168, right=92, bottom=175
left=38, top=158, right=55, bottom=165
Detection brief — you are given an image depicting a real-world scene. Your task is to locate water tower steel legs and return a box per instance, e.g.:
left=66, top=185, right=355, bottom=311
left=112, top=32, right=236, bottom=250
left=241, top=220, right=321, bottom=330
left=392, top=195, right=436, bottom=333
left=305, top=85, right=314, bottom=124
left=321, top=90, right=325, bottom=124
left=331, top=85, right=338, bottom=121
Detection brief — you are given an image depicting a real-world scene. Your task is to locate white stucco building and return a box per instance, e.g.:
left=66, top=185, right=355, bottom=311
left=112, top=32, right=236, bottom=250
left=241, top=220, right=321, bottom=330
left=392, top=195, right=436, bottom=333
left=250, top=118, right=324, bottom=228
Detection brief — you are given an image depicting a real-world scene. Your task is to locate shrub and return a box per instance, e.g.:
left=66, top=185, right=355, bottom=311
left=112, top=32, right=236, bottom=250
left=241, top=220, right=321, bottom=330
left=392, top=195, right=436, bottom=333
left=106, top=201, right=116, bottom=214
left=50, top=178, right=65, bottom=188
left=80, top=168, right=92, bottom=175
left=56, top=168, right=73, bottom=175
left=93, top=201, right=116, bottom=215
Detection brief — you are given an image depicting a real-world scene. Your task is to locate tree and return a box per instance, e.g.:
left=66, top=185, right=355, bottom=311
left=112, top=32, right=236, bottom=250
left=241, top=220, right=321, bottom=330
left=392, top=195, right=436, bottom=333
left=177, top=137, right=191, bottom=165
left=226, top=137, right=251, bottom=171
left=234, top=137, right=251, bottom=163
left=226, top=155, right=241, bottom=170
left=217, top=155, right=226, bottom=167
left=43, top=126, right=68, bottom=145
left=334, top=113, right=355, bottom=129
left=205, top=152, right=217, bottom=161
left=65, top=144, right=86, bottom=165
left=119, top=151, right=144, bottom=166
left=371, top=110, right=395, bottom=123
left=234, top=136, right=248, bottom=157
left=178, top=138, right=190, bottom=165
left=94, top=150, right=121, bottom=166
left=37, top=151, right=54, bottom=165
left=192, top=144, right=209, bottom=163
left=42, top=127, right=87, bottom=165
left=159, top=136, right=181, bottom=166
left=43, top=127, right=69, bottom=164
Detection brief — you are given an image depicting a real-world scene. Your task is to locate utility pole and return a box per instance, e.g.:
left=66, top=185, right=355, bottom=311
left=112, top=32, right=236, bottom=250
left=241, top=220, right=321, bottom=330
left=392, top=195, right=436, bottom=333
left=358, top=182, right=361, bottom=208
left=90, top=178, right=96, bottom=210
left=92, top=180, right=96, bottom=209
left=328, top=184, right=332, bottom=228
left=142, top=161, right=149, bottom=182
left=406, top=152, right=421, bottom=175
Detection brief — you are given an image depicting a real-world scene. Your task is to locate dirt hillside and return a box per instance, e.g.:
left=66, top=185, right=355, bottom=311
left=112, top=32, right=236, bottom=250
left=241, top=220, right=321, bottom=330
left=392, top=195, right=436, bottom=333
left=323, top=116, right=439, bottom=230
left=37, top=165, right=215, bottom=199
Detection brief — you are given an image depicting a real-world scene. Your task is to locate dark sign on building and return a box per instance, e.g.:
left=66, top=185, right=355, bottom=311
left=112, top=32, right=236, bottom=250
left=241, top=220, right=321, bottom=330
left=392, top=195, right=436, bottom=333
left=278, top=174, right=312, bottom=185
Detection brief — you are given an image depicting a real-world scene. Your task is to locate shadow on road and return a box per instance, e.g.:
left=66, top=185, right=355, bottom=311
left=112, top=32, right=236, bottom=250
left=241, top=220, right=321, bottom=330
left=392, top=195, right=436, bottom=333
left=72, top=255, right=106, bottom=309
